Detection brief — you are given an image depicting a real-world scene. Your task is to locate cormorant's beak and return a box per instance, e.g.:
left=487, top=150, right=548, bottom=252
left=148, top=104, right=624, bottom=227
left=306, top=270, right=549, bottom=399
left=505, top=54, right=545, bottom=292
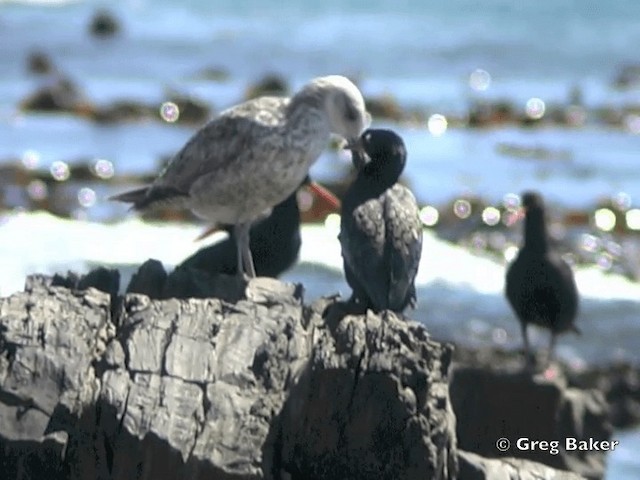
left=344, top=137, right=368, bottom=170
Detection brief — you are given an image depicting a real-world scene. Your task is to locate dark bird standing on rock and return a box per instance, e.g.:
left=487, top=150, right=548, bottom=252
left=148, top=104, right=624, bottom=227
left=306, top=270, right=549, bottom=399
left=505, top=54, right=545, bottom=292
left=505, top=191, right=579, bottom=368
left=178, top=176, right=340, bottom=278
left=340, top=128, right=423, bottom=313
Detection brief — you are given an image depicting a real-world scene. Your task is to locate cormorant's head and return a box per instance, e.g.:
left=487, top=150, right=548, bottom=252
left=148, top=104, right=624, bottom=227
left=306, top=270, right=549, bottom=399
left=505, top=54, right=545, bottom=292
left=346, top=128, right=407, bottom=182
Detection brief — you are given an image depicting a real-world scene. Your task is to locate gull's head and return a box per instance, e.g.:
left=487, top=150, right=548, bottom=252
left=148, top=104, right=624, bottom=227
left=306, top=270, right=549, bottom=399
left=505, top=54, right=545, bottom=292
left=304, top=75, right=370, bottom=145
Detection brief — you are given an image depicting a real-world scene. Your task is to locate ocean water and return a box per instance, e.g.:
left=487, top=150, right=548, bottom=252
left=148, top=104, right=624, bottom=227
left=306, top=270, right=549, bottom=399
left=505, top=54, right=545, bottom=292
left=0, top=0, right=639, bottom=477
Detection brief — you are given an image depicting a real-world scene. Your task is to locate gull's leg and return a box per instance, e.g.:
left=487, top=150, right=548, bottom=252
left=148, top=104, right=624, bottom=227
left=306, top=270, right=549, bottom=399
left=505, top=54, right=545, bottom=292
left=233, top=223, right=246, bottom=279
left=234, top=222, right=256, bottom=278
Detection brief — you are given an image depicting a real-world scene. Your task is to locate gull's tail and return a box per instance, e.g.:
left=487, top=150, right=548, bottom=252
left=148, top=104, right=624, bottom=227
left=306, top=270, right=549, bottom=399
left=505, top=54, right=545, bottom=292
left=109, top=186, right=189, bottom=211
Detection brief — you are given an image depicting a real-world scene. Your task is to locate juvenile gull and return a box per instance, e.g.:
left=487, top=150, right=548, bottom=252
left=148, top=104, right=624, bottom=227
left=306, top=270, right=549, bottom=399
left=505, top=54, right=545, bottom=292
left=340, top=128, right=423, bottom=313
left=505, top=191, right=579, bottom=368
left=111, top=75, right=369, bottom=278
left=179, top=176, right=340, bottom=278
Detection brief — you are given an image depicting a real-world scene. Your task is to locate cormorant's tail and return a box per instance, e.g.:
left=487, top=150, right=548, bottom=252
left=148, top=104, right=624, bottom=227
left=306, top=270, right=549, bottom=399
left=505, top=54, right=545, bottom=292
left=109, top=186, right=189, bottom=211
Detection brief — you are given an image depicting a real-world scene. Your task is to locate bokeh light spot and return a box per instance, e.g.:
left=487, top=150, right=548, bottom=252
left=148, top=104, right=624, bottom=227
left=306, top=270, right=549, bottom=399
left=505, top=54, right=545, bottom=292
left=77, top=187, right=97, bottom=208
left=428, top=114, right=448, bottom=136
left=22, top=150, right=40, bottom=170
left=160, top=101, right=180, bottom=123
left=453, top=199, right=471, bottom=219
left=612, top=191, right=631, bottom=211
left=469, top=69, right=491, bottom=91
left=50, top=161, right=70, bottom=181
left=420, top=205, right=439, bottom=227
left=596, top=252, right=613, bottom=271
left=594, top=208, right=616, bottom=232
left=580, top=234, right=600, bottom=253
left=625, top=114, right=640, bottom=134
left=625, top=208, right=640, bottom=230
left=26, top=179, right=48, bottom=201
left=296, top=189, right=314, bottom=212
left=94, top=159, right=115, bottom=179
left=525, top=97, right=546, bottom=120
left=481, top=206, right=501, bottom=226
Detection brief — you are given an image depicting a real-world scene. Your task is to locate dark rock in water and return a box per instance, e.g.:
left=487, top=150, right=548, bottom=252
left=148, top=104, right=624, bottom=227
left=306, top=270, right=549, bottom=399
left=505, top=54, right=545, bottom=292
left=89, top=9, right=121, bottom=37
left=165, top=94, right=212, bottom=125
left=244, top=73, right=289, bottom=100
left=20, top=76, right=91, bottom=114
left=0, top=270, right=459, bottom=479
left=364, top=93, right=405, bottom=121
left=27, top=50, right=56, bottom=75
left=91, top=99, right=156, bottom=123
left=450, top=366, right=611, bottom=479
left=457, top=450, right=586, bottom=480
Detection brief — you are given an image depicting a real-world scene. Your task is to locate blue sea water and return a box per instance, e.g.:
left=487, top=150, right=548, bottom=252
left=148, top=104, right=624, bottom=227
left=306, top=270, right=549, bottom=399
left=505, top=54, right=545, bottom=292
left=0, top=0, right=639, bottom=477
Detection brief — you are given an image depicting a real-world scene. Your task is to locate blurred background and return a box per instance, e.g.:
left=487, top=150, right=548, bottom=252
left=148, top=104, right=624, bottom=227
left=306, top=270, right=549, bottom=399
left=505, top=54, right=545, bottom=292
left=0, top=1, right=639, bottom=476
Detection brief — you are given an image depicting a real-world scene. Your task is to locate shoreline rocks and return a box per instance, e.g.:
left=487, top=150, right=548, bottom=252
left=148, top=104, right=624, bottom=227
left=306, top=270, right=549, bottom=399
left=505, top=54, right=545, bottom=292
left=0, top=266, right=614, bottom=478
left=1, top=269, right=461, bottom=479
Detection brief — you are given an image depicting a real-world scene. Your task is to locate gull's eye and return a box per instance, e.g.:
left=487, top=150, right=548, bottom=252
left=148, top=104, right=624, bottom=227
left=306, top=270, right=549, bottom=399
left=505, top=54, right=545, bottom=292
left=344, top=102, right=358, bottom=122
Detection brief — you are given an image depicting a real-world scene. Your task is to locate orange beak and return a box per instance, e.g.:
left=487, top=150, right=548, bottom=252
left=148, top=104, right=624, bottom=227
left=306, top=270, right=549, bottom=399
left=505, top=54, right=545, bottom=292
left=306, top=180, right=341, bottom=210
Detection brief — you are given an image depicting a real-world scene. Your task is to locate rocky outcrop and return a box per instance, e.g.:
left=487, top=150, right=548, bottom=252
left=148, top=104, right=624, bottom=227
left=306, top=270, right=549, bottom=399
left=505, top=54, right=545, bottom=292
left=0, top=270, right=458, bottom=479
left=450, top=363, right=611, bottom=479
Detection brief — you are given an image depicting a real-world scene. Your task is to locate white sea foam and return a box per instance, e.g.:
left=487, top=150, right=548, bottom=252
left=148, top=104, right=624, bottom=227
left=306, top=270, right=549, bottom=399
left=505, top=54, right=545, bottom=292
left=2, top=211, right=639, bottom=303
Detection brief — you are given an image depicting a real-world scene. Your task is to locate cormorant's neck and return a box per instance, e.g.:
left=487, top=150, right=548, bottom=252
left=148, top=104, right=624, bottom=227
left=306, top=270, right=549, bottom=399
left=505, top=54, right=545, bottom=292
left=357, top=160, right=402, bottom=194
left=524, top=209, right=549, bottom=253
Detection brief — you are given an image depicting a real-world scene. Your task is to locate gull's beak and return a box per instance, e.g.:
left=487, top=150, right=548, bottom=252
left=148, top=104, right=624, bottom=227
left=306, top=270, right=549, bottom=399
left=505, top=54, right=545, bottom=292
left=344, top=136, right=368, bottom=170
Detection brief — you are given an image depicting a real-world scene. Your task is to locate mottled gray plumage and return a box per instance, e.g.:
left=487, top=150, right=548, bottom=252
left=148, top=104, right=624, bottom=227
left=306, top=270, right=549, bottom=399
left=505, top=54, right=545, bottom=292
left=111, top=75, right=370, bottom=278
left=340, top=129, right=423, bottom=313
left=505, top=191, right=579, bottom=368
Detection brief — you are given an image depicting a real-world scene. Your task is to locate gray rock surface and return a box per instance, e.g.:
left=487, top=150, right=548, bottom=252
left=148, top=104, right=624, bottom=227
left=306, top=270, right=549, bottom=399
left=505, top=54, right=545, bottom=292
left=0, top=271, right=458, bottom=479
left=457, top=450, right=587, bottom=480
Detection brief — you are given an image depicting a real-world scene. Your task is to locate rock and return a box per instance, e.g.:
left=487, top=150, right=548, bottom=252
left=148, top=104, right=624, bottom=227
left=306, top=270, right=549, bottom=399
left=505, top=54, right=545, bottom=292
left=89, top=10, right=121, bottom=38
left=278, top=309, right=458, bottom=479
left=91, top=100, right=156, bottom=123
left=244, top=74, right=289, bottom=100
left=458, top=450, right=587, bottom=480
left=163, top=94, right=211, bottom=125
left=20, top=76, right=92, bottom=115
left=365, top=94, right=405, bottom=121
left=0, top=269, right=460, bottom=478
left=450, top=366, right=611, bottom=479
left=26, top=50, right=56, bottom=75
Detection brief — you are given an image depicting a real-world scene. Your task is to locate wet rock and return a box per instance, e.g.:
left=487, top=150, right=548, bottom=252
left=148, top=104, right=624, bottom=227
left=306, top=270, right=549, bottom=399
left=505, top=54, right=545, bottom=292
left=0, top=271, right=459, bottom=479
left=26, top=50, right=56, bottom=75
left=92, top=100, right=156, bottom=123
left=365, top=93, right=404, bottom=121
left=468, top=100, right=516, bottom=127
left=244, top=73, right=289, bottom=100
left=19, top=76, right=92, bottom=115
left=89, top=9, right=121, bottom=38
left=163, top=93, right=212, bottom=125
left=450, top=363, right=611, bottom=479
left=458, top=450, right=587, bottom=480
left=613, top=64, right=640, bottom=90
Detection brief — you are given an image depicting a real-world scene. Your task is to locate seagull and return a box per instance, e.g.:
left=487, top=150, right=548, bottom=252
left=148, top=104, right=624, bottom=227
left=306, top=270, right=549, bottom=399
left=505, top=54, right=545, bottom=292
left=111, top=75, right=369, bottom=280
left=505, top=191, right=579, bottom=368
left=340, top=128, right=423, bottom=313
